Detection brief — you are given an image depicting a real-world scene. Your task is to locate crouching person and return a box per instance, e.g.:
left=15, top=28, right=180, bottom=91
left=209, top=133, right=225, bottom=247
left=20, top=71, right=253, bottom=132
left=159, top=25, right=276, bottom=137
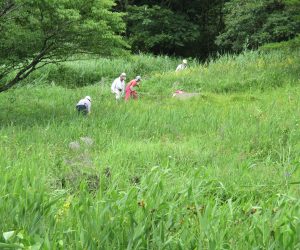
left=76, top=96, right=91, bottom=115
left=125, top=76, right=141, bottom=101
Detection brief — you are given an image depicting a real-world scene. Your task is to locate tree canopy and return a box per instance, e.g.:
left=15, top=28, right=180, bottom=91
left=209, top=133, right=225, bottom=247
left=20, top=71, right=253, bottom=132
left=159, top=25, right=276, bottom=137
left=125, top=5, right=200, bottom=55
left=121, top=0, right=225, bottom=58
left=118, top=0, right=299, bottom=57
left=0, top=0, right=128, bottom=92
left=216, top=0, right=300, bottom=52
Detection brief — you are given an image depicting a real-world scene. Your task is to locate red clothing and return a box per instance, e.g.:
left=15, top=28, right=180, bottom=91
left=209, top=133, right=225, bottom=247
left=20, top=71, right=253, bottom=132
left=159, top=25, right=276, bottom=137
left=175, top=90, right=185, bottom=94
left=125, top=80, right=139, bottom=101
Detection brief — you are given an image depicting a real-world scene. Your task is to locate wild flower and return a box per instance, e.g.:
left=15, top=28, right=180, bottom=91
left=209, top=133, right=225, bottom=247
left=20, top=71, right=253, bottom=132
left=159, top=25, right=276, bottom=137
left=55, top=196, right=73, bottom=222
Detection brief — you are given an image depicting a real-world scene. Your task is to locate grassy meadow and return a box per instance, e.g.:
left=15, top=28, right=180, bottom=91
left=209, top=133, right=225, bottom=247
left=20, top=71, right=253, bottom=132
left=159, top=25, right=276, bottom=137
left=0, top=48, right=300, bottom=249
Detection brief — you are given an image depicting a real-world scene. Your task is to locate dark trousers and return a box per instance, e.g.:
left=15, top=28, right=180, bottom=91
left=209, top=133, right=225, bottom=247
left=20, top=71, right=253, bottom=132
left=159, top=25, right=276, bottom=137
left=76, top=104, right=88, bottom=115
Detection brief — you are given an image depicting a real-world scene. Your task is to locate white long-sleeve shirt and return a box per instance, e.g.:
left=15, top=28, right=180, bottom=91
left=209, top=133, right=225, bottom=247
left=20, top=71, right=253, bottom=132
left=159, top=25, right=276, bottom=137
left=76, top=98, right=91, bottom=113
left=176, top=64, right=187, bottom=72
left=111, top=77, right=125, bottom=94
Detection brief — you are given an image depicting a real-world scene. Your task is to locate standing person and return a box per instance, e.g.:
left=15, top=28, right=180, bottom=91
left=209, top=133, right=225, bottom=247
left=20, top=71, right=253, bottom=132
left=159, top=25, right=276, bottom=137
left=176, top=59, right=188, bottom=72
left=125, top=76, right=142, bottom=101
left=76, top=96, right=92, bottom=115
left=111, top=72, right=126, bottom=100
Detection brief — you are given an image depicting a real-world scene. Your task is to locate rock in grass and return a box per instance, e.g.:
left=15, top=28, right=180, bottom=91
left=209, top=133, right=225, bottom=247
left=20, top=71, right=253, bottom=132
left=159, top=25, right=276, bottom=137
left=172, top=91, right=200, bottom=100
left=69, top=141, right=80, bottom=150
left=80, top=137, right=93, bottom=146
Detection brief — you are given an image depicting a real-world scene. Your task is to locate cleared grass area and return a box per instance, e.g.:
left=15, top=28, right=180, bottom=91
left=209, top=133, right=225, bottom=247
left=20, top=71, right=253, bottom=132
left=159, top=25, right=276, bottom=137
left=0, top=49, right=299, bottom=249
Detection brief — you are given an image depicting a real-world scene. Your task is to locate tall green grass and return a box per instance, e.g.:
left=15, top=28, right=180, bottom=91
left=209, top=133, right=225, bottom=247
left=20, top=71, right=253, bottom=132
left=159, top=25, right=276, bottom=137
left=0, top=48, right=300, bottom=249
left=142, top=48, right=300, bottom=96
left=24, top=54, right=199, bottom=88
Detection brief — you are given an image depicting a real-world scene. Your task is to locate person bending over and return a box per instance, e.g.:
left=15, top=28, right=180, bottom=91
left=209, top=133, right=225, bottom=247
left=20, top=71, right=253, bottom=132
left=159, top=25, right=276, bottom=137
left=76, top=96, right=91, bottom=115
left=125, top=76, right=142, bottom=101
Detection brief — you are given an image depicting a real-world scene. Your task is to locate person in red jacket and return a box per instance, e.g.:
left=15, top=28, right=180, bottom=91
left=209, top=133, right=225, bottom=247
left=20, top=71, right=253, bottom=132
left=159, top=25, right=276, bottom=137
left=125, top=76, right=142, bottom=101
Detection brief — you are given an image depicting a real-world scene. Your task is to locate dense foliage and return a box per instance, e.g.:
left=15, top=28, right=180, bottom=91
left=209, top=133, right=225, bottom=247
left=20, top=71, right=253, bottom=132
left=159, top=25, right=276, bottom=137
left=216, top=0, right=300, bottom=52
left=0, top=0, right=127, bottom=92
left=118, top=0, right=299, bottom=57
left=121, top=0, right=224, bottom=58
left=125, top=5, right=200, bottom=55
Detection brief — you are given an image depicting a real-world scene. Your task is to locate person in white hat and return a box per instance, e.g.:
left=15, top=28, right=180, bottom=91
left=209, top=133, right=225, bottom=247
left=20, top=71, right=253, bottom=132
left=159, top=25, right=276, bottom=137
left=111, top=72, right=126, bottom=100
left=76, top=96, right=91, bottom=115
left=176, top=59, right=188, bottom=72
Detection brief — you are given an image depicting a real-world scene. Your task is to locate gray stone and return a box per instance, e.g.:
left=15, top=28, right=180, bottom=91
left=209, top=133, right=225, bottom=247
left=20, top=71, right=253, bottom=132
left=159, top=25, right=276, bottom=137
left=69, top=141, right=80, bottom=150
left=80, top=137, right=93, bottom=146
left=173, top=92, right=200, bottom=100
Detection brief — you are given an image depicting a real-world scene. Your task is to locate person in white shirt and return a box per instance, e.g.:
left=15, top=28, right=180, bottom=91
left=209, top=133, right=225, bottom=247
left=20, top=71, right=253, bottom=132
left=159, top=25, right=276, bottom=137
left=176, top=59, right=188, bottom=72
left=111, top=72, right=126, bottom=100
left=76, top=96, right=91, bottom=115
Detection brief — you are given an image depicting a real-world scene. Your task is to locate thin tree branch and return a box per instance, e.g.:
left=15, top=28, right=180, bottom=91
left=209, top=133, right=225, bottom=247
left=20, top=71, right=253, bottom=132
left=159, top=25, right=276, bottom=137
left=0, top=0, right=15, bottom=19
left=0, top=40, right=54, bottom=92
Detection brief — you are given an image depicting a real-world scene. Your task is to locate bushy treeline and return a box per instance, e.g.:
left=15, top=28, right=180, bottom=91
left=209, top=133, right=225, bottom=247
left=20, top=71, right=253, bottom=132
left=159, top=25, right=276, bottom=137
left=0, top=0, right=127, bottom=92
left=118, top=0, right=300, bottom=57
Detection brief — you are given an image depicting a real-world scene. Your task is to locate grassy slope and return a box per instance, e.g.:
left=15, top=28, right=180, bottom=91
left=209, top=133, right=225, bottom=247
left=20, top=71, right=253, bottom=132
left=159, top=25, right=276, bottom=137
left=0, top=49, right=300, bottom=249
